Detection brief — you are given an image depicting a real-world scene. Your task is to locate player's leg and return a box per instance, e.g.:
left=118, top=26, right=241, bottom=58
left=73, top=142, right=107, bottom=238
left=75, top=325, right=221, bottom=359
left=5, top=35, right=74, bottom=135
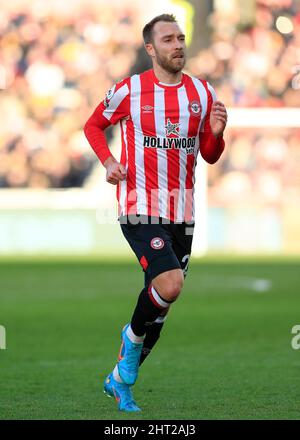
left=138, top=271, right=169, bottom=365
left=116, top=216, right=183, bottom=385
left=139, top=221, right=194, bottom=365
left=135, top=268, right=184, bottom=367
left=104, top=216, right=185, bottom=412
left=118, top=269, right=183, bottom=385
left=139, top=294, right=170, bottom=365
left=130, top=267, right=183, bottom=336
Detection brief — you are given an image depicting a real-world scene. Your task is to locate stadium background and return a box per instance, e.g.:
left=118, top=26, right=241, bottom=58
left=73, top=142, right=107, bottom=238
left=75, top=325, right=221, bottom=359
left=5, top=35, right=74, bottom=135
left=1, top=0, right=300, bottom=420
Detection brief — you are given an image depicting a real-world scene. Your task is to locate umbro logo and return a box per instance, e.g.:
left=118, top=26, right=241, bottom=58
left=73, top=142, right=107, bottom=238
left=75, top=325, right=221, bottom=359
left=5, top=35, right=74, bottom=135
left=142, top=105, right=154, bottom=113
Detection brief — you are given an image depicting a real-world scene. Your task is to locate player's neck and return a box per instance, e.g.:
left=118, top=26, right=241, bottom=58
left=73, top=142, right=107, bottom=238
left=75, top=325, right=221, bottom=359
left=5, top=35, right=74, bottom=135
left=152, top=65, right=182, bottom=85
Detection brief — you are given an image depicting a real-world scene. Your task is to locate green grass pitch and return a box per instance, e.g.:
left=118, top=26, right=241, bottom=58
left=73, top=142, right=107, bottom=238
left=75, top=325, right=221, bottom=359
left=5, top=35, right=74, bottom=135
left=0, top=257, right=300, bottom=420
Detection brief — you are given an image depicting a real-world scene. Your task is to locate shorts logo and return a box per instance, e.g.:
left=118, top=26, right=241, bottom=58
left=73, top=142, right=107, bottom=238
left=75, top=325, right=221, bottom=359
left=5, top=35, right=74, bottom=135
left=150, top=237, right=165, bottom=250
left=188, top=100, right=201, bottom=116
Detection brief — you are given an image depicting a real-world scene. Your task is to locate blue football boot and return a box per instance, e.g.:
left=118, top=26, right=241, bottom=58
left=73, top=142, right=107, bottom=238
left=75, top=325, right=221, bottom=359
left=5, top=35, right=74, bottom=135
left=103, top=373, right=141, bottom=412
left=117, top=324, right=143, bottom=386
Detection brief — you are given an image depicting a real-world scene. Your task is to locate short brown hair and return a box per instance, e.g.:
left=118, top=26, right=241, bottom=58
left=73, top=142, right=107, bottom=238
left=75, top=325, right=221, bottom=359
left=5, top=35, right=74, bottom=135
left=142, top=14, right=177, bottom=44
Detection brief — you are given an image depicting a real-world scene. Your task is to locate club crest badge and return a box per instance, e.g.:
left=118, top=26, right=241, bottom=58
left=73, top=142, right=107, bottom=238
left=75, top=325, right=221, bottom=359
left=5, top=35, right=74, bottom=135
left=188, top=100, right=201, bottom=116
left=150, top=237, right=165, bottom=250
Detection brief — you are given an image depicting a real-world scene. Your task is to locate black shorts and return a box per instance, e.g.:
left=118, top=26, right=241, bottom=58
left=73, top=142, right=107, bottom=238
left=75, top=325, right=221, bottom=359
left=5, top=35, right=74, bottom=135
left=120, top=215, right=194, bottom=287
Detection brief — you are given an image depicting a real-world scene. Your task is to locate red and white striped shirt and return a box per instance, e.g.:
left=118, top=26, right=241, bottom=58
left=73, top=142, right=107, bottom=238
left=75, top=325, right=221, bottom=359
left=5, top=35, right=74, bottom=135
left=84, top=69, right=225, bottom=222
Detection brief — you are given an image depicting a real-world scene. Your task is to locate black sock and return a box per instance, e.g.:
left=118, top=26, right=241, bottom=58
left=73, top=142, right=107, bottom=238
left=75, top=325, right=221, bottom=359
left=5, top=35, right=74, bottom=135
left=139, top=321, right=165, bottom=365
left=130, top=285, right=172, bottom=337
left=139, top=305, right=170, bottom=365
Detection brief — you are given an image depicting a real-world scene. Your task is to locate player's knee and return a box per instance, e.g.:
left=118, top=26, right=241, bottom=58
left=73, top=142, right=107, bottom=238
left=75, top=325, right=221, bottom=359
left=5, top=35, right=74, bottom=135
left=152, top=269, right=184, bottom=302
left=159, top=278, right=183, bottom=302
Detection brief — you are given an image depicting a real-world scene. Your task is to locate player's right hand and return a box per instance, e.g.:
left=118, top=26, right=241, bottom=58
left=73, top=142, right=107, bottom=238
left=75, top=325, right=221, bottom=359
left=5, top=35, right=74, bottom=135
left=105, top=158, right=126, bottom=185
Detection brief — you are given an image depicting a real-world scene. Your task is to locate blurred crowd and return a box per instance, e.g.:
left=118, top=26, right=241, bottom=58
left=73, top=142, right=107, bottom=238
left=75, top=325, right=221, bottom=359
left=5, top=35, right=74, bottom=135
left=0, top=0, right=299, bottom=191
left=187, top=0, right=300, bottom=107
left=208, top=127, right=300, bottom=206
left=0, top=0, right=144, bottom=188
left=186, top=0, right=300, bottom=204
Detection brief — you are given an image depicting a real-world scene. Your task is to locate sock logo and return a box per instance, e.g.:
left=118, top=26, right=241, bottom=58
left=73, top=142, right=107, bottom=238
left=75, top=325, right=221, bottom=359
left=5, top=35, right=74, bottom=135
left=150, top=237, right=165, bottom=250
left=142, top=347, right=151, bottom=355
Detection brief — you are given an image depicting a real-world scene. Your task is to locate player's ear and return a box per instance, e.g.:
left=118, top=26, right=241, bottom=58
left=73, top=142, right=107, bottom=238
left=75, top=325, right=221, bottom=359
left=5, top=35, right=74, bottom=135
left=145, top=43, right=155, bottom=58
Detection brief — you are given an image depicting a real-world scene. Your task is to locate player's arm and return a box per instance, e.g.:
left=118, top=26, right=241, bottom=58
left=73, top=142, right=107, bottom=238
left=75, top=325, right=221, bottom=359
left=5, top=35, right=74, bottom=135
left=199, top=82, right=227, bottom=164
left=83, top=80, right=129, bottom=184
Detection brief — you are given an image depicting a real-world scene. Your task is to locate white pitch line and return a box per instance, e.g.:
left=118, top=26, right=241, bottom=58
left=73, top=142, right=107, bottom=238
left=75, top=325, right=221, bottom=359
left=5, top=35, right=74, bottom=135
left=193, top=276, right=272, bottom=293
left=225, top=276, right=272, bottom=292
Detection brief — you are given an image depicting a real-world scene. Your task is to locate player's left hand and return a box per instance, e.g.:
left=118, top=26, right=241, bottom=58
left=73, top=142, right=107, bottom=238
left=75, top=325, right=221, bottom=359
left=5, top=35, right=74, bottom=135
left=210, top=101, right=228, bottom=137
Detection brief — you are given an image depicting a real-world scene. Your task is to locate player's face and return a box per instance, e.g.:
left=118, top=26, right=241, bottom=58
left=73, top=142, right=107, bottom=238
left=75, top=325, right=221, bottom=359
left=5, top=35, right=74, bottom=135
left=148, top=22, right=186, bottom=74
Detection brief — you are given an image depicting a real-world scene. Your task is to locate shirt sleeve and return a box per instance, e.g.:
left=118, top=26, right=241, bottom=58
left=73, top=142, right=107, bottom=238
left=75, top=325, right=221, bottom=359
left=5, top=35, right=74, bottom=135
left=83, top=79, right=130, bottom=165
left=199, top=81, right=225, bottom=165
